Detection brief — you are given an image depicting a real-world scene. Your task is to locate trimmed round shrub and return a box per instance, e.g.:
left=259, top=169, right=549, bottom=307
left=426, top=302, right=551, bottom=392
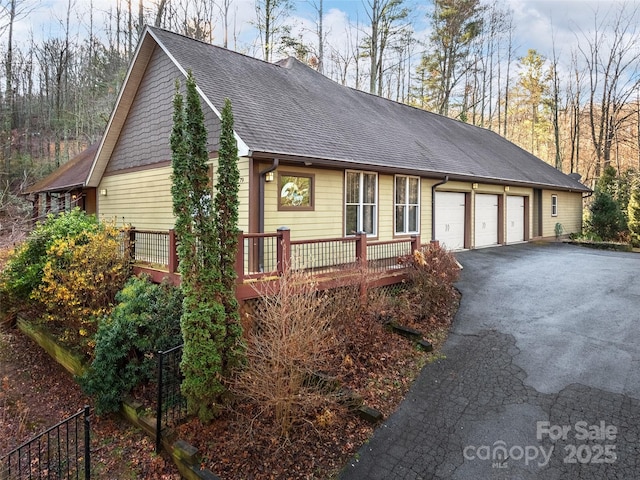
left=80, top=275, right=183, bottom=414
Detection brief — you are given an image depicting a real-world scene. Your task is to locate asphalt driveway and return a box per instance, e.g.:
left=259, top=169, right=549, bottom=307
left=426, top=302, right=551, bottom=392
left=340, top=242, right=640, bottom=479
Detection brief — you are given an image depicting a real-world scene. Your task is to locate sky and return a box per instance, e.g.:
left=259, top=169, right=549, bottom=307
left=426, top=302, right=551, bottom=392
left=2, top=0, right=640, bottom=77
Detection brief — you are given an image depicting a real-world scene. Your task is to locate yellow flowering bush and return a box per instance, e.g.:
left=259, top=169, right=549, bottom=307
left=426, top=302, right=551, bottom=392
left=31, top=223, right=131, bottom=353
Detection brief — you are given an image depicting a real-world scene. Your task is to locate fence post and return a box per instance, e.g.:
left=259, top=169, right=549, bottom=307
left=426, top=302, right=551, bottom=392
left=124, top=227, right=136, bottom=261
left=235, top=231, right=244, bottom=283
left=168, top=229, right=178, bottom=273
left=411, top=234, right=421, bottom=253
left=277, top=227, right=291, bottom=274
left=156, top=350, right=164, bottom=454
left=84, top=405, right=91, bottom=480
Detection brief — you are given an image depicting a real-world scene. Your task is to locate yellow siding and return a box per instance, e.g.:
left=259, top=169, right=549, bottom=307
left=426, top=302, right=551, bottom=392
left=237, top=157, right=250, bottom=232
left=264, top=166, right=344, bottom=240
left=504, top=186, right=531, bottom=196
left=542, top=190, right=583, bottom=237
left=421, top=179, right=434, bottom=242
left=98, top=156, right=251, bottom=232
left=265, top=170, right=424, bottom=242
left=474, top=184, right=503, bottom=194
left=437, top=180, right=471, bottom=192
left=98, top=166, right=174, bottom=230
left=378, top=174, right=393, bottom=241
left=210, top=156, right=250, bottom=232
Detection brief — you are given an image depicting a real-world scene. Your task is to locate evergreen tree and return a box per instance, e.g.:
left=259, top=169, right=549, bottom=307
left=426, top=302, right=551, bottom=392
left=171, top=71, right=226, bottom=421
left=597, top=165, right=618, bottom=198
left=588, top=191, right=626, bottom=241
left=628, top=185, right=640, bottom=246
left=214, top=99, right=245, bottom=372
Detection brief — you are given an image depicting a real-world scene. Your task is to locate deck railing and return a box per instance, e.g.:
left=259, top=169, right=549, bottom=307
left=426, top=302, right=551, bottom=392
left=123, top=227, right=420, bottom=284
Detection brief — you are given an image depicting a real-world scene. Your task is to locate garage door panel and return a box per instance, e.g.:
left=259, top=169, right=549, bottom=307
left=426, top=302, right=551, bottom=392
left=474, top=194, right=499, bottom=248
left=435, top=192, right=465, bottom=250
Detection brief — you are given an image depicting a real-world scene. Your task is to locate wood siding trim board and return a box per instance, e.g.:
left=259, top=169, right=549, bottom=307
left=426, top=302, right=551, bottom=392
left=497, top=195, right=505, bottom=245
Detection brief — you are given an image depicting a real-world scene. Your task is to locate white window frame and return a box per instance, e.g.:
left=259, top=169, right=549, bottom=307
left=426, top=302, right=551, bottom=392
left=551, top=194, right=558, bottom=217
left=345, top=170, right=378, bottom=236
left=394, top=175, right=420, bottom=235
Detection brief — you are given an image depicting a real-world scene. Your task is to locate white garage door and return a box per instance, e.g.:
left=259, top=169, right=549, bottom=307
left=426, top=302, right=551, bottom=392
left=506, top=195, right=525, bottom=243
left=435, top=191, right=466, bottom=250
left=474, top=194, right=499, bottom=248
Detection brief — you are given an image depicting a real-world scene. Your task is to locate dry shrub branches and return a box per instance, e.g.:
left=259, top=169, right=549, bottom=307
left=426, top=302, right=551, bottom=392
left=399, top=243, right=461, bottom=322
left=236, top=270, right=337, bottom=437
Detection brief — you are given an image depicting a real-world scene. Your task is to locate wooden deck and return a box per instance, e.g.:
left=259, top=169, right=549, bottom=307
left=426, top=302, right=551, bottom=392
left=125, top=228, right=422, bottom=301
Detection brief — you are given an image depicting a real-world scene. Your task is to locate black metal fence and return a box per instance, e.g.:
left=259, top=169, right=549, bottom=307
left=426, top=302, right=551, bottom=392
left=156, top=344, right=187, bottom=453
left=0, top=406, right=91, bottom=479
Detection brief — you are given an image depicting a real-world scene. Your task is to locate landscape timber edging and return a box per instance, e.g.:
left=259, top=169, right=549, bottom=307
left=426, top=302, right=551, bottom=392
left=15, top=317, right=219, bottom=480
left=17, top=317, right=87, bottom=376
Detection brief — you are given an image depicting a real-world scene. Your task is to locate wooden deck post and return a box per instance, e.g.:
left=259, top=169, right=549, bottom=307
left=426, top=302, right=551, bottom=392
left=235, top=231, right=245, bottom=283
left=127, top=228, right=136, bottom=261
left=168, top=229, right=178, bottom=273
left=277, top=227, right=291, bottom=274
left=355, top=232, right=368, bottom=305
left=355, top=231, right=368, bottom=269
left=411, top=234, right=421, bottom=252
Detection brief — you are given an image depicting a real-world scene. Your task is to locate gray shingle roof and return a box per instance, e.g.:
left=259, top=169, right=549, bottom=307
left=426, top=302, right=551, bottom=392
left=150, top=27, right=589, bottom=192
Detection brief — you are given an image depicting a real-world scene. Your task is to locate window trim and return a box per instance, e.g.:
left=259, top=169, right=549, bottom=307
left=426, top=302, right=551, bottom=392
left=277, top=172, right=315, bottom=211
left=345, top=170, right=378, bottom=236
left=394, top=174, right=420, bottom=235
left=551, top=194, right=558, bottom=217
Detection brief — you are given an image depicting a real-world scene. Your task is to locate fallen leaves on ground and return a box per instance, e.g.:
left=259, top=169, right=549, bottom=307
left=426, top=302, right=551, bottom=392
left=0, top=329, right=180, bottom=479
left=0, top=286, right=459, bottom=480
left=176, top=297, right=459, bottom=480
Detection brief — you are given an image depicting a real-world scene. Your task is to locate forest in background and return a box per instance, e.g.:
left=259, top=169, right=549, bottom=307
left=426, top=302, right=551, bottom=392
left=1, top=0, right=640, bottom=197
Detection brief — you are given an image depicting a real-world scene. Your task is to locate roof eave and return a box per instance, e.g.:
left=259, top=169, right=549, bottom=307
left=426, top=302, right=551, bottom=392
left=249, top=150, right=592, bottom=193
left=24, top=183, right=86, bottom=195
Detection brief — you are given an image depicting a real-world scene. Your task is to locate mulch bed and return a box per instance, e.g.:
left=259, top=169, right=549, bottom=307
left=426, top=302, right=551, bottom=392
left=176, top=293, right=460, bottom=480
left=1, top=277, right=459, bottom=480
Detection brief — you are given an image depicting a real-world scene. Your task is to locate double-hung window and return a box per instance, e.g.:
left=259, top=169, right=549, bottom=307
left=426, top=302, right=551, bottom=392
left=395, top=175, right=420, bottom=234
left=551, top=194, right=558, bottom=216
left=345, top=171, right=377, bottom=235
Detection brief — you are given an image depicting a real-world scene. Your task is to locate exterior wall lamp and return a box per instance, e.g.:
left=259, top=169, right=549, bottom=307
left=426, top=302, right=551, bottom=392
left=265, top=171, right=275, bottom=182
left=100, top=188, right=108, bottom=196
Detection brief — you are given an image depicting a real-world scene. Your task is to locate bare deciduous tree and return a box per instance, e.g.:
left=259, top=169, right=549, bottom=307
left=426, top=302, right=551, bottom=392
left=254, top=0, right=294, bottom=62
left=578, top=4, right=640, bottom=178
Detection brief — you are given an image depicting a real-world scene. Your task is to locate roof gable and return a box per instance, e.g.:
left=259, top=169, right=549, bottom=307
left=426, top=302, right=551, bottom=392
left=105, top=43, right=222, bottom=174
left=86, top=27, right=249, bottom=187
